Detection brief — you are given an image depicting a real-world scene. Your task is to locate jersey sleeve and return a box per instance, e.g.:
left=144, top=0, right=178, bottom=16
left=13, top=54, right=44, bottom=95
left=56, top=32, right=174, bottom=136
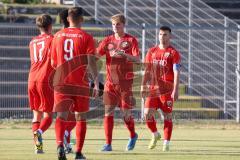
left=85, top=35, right=95, bottom=55
left=97, top=38, right=107, bottom=56
left=144, top=49, right=152, bottom=71
left=50, top=36, right=57, bottom=68
left=47, top=36, right=53, bottom=58
left=172, top=49, right=181, bottom=64
left=131, top=37, right=140, bottom=57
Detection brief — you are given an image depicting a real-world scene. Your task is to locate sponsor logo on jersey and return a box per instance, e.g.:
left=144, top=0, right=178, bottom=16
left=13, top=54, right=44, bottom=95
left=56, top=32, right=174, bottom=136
left=106, top=43, right=115, bottom=51
left=164, top=52, right=170, bottom=58
left=167, top=101, right=172, bottom=107
left=153, top=59, right=167, bottom=66
left=120, top=41, right=131, bottom=50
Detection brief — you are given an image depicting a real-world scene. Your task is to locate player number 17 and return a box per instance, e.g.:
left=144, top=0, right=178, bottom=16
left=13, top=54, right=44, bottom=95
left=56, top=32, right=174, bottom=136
left=33, top=41, right=44, bottom=62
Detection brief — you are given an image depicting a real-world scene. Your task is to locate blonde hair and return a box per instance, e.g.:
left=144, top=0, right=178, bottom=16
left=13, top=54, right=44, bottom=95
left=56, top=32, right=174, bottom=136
left=111, top=14, right=125, bottom=24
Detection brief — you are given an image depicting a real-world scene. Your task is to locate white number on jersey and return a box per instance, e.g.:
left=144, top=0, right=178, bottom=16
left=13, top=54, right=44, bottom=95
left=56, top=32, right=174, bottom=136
left=33, top=41, right=44, bottom=62
left=64, top=39, right=74, bottom=61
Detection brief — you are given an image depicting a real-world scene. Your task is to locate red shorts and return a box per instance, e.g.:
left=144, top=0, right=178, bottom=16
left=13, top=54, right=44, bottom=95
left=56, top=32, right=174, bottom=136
left=28, top=82, right=53, bottom=112
left=103, top=82, right=135, bottom=109
left=53, top=91, right=89, bottom=113
left=145, top=93, right=173, bottom=113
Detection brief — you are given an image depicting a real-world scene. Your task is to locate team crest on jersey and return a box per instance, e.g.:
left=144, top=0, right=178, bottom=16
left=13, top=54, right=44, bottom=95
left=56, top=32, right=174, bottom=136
left=105, top=43, right=116, bottom=51
left=120, top=41, right=131, bottom=50
left=166, top=101, right=172, bottom=107
left=164, top=52, right=170, bottom=58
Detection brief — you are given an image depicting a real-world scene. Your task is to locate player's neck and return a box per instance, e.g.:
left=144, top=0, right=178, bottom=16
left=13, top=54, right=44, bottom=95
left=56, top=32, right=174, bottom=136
left=40, top=31, right=49, bottom=35
left=114, top=32, right=125, bottom=40
left=159, top=43, right=170, bottom=49
left=69, top=23, right=81, bottom=28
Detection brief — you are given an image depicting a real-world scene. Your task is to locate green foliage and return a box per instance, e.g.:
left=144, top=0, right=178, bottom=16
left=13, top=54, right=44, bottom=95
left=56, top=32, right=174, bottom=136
left=2, top=0, right=12, bottom=3
left=2, top=0, right=41, bottom=4
left=15, top=0, right=41, bottom=4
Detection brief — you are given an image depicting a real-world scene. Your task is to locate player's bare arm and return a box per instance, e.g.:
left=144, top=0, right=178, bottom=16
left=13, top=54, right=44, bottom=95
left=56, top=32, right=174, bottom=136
left=88, top=54, right=99, bottom=95
left=141, top=64, right=151, bottom=98
left=171, top=64, right=180, bottom=101
left=120, top=52, right=140, bottom=63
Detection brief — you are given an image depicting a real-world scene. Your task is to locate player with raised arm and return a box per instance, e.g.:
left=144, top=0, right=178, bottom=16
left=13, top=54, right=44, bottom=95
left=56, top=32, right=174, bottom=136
left=28, top=14, right=54, bottom=154
left=51, top=7, right=99, bottom=160
left=97, top=14, right=140, bottom=152
left=141, top=26, right=181, bottom=151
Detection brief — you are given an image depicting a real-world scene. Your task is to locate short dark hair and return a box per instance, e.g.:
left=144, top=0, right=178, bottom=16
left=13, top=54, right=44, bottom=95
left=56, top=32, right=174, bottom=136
left=160, top=26, right=171, bottom=33
left=36, top=14, right=52, bottom=32
left=59, top=9, right=69, bottom=28
left=68, top=7, right=83, bottom=23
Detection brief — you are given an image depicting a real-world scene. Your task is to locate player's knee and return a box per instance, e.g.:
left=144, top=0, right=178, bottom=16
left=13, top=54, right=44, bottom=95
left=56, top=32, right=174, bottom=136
left=123, top=113, right=132, bottom=122
left=57, top=112, right=68, bottom=120
left=144, top=110, right=153, bottom=121
left=32, top=117, right=40, bottom=122
left=105, top=105, right=115, bottom=116
left=164, top=113, right=172, bottom=121
left=44, top=112, right=53, bottom=118
left=75, top=112, right=86, bottom=121
left=33, top=113, right=42, bottom=122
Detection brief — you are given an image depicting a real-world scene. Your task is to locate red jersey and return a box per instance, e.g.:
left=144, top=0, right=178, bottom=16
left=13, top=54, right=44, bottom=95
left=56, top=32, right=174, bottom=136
left=145, top=45, right=181, bottom=83
left=28, top=34, right=53, bottom=83
left=97, top=34, right=139, bottom=85
left=51, top=28, right=95, bottom=87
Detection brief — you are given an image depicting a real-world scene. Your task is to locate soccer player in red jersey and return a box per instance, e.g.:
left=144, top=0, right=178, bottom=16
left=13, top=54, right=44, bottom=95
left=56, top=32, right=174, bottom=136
left=58, top=9, right=76, bottom=154
left=141, top=26, right=181, bottom=151
left=97, top=14, right=140, bottom=151
left=28, top=14, right=54, bottom=154
left=51, top=7, right=98, bottom=160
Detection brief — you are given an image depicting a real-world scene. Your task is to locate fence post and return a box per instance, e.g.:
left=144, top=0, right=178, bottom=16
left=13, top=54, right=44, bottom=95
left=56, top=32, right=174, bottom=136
left=188, top=0, right=192, bottom=94
left=223, top=17, right=228, bottom=119
left=94, top=0, right=99, bottom=24
left=73, top=0, right=76, bottom=7
left=124, top=0, right=128, bottom=25
left=236, top=25, right=240, bottom=123
left=141, top=23, right=146, bottom=122
left=155, top=0, right=160, bottom=45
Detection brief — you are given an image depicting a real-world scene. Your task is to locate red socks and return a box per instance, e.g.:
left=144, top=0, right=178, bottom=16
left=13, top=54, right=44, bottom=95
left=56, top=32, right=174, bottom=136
left=55, top=117, right=66, bottom=146
left=32, top=122, right=40, bottom=132
left=104, top=116, right=114, bottom=145
left=146, top=116, right=173, bottom=141
left=39, top=116, right=52, bottom=133
left=124, top=117, right=136, bottom=138
left=146, top=116, right=157, bottom=133
left=164, top=120, right=173, bottom=140
left=75, top=120, right=87, bottom=153
left=65, top=121, right=76, bottom=143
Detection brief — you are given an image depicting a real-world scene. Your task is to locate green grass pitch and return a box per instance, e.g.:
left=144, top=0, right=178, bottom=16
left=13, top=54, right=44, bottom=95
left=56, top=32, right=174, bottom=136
left=0, top=120, right=240, bottom=160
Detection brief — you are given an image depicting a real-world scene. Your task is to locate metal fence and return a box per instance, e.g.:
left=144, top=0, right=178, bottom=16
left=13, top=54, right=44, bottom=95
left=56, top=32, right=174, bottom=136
left=0, top=23, right=239, bottom=121
left=0, top=0, right=240, bottom=121
left=74, top=0, right=240, bottom=121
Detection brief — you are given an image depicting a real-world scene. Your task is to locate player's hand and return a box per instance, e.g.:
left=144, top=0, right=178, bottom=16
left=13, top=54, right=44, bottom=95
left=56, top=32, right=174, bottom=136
left=90, top=78, right=99, bottom=98
left=93, top=82, right=99, bottom=97
left=171, top=89, right=179, bottom=101
left=111, top=50, right=126, bottom=58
